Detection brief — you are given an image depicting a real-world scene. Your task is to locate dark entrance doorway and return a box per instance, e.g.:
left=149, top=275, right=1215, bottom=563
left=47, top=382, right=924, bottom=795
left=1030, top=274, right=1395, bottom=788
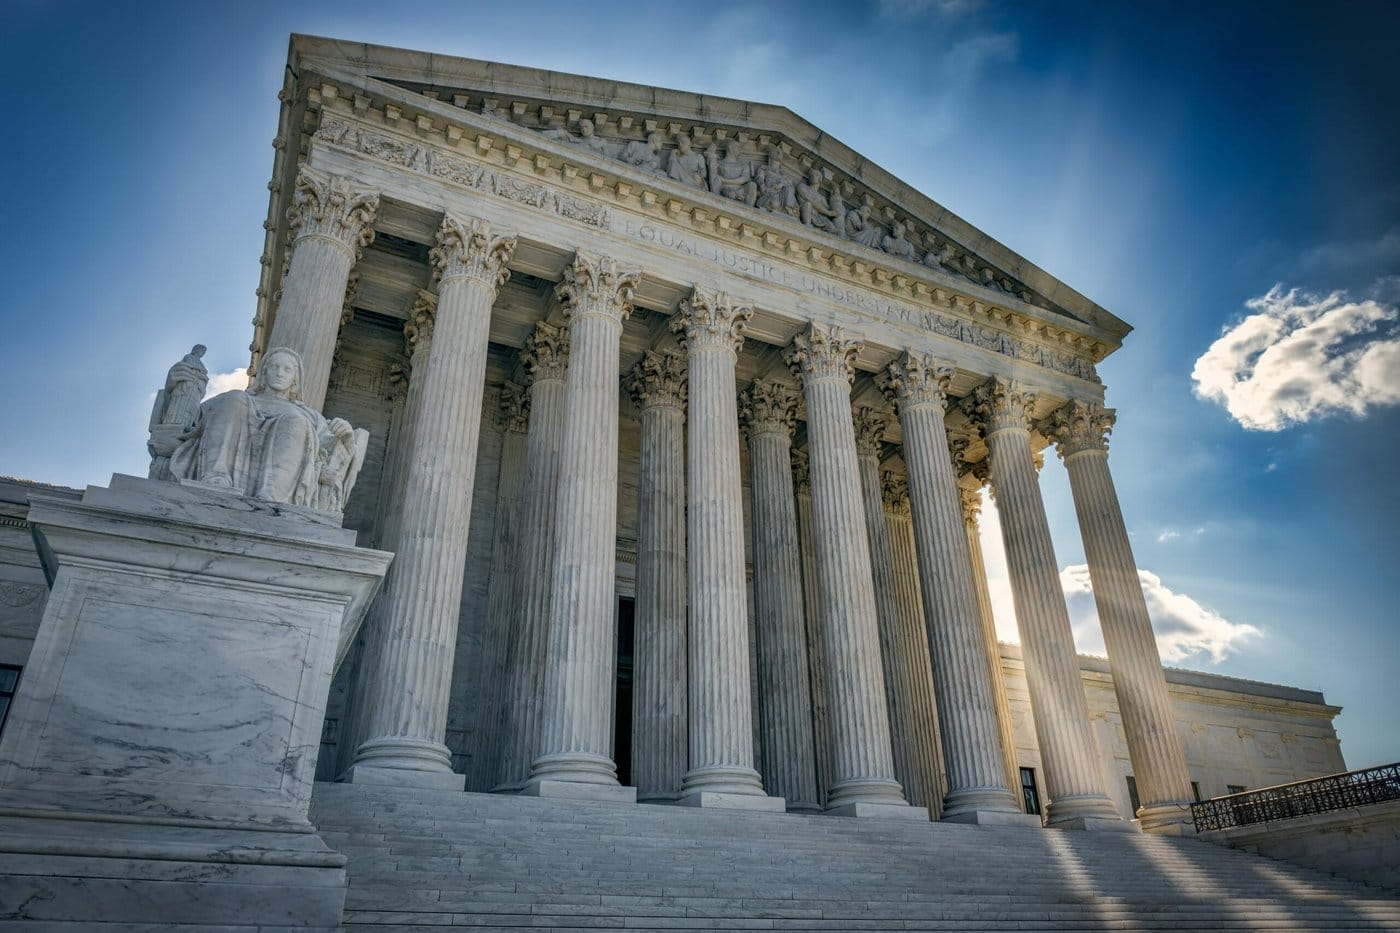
left=613, top=597, right=635, bottom=787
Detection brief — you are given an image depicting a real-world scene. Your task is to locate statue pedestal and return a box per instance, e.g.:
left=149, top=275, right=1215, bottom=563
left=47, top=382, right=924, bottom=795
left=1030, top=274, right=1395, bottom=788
left=0, top=475, right=391, bottom=930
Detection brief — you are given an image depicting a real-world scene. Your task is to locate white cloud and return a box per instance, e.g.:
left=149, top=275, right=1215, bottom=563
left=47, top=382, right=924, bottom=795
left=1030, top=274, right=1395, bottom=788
left=1191, top=284, right=1400, bottom=431
left=1157, top=529, right=1180, bottom=543
left=1059, top=565, right=1261, bottom=664
left=976, top=494, right=1257, bottom=665
left=877, top=0, right=984, bottom=17
left=203, top=369, right=249, bottom=399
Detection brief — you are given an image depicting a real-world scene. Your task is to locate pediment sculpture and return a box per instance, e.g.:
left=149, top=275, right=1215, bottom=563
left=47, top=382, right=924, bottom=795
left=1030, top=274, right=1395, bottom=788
left=149, top=345, right=368, bottom=511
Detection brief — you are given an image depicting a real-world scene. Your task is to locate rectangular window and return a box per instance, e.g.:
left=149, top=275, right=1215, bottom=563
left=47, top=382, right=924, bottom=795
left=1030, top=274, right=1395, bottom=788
left=1019, top=766, right=1041, bottom=815
left=0, top=664, right=20, bottom=738
left=1126, top=775, right=1140, bottom=814
left=1227, top=784, right=1247, bottom=795
left=1191, top=781, right=1202, bottom=802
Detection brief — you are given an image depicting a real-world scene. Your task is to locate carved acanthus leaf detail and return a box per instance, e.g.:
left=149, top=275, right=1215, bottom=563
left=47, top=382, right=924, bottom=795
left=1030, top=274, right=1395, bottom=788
left=672, top=287, right=753, bottom=354
left=431, top=213, right=517, bottom=287
left=853, top=407, right=890, bottom=459
left=1043, top=400, right=1115, bottom=458
left=881, top=471, right=911, bottom=516
left=499, top=381, right=530, bottom=433
left=878, top=351, right=955, bottom=413
left=555, top=251, right=641, bottom=323
left=785, top=322, right=862, bottom=384
left=739, top=379, right=800, bottom=438
left=404, top=289, right=438, bottom=356
left=624, top=350, right=687, bottom=411
left=969, top=377, right=1038, bottom=436
left=522, top=321, right=570, bottom=384
left=287, top=166, right=379, bottom=258
left=791, top=447, right=811, bottom=493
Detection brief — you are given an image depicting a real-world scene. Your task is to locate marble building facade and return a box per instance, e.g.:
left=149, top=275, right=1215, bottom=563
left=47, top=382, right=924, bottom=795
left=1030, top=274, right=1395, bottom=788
left=0, top=36, right=1348, bottom=839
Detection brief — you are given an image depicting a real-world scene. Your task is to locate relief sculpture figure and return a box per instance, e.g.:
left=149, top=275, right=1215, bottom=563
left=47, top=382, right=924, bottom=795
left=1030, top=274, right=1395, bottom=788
left=168, top=346, right=367, bottom=511
left=881, top=220, right=920, bottom=262
left=619, top=131, right=665, bottom=175
left=667, top=134, right=708, bottom=189
left=755, top=150, right=798, bottom=215
left=843, top=195, right=885, bottom=249
left=707, top=141, right=758, bottom=207
left=147, top=344, right=209, bottom=480
left=796, top=167, right=841, bottom=233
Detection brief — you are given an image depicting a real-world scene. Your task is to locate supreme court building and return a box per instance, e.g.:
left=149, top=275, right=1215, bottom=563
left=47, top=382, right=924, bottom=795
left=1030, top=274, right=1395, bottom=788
left=132, top=37, right=1356, bottom=836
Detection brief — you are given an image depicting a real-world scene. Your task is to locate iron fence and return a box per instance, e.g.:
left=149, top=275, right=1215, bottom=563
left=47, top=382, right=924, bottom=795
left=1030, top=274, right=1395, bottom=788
left=1190, top=761, right=1400, bottom=832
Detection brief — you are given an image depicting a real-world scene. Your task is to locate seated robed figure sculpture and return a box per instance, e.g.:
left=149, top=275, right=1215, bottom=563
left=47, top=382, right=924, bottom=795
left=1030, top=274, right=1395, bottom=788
left=156, top=345, right=368, bottom=512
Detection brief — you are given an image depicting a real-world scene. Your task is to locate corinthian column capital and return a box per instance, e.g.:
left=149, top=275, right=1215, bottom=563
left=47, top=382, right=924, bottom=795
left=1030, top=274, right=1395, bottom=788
left=624, top=350, right=688, bottom=412
left=853, top=407, right=890, bottom=459
left=791, top=447, right=811, bottom=494
left=672, top=287, right=753, bottom=354
left=969, top=376, right=1039, bottom=436
left=1044, top=400, right=1116, bottom=459
left=881, top=471, right=911, bottom=516
left=878, top=351, right=955, bottom=413
left=403, top=289, right=437, bottom=356
left=555, top=251, right=641, bottom=324
left=499, top=381, right=530, bottom=433
left=522, top=321, right=570, bottom=384
left=740, top=379, right=800, bottom=439
left=784, top=322, right=862, bottom=384
left=286, top=166, right=379, bottom=258
left=431, top=213, right=517, bottom=288
left=958, top=485, right=983, bottom=528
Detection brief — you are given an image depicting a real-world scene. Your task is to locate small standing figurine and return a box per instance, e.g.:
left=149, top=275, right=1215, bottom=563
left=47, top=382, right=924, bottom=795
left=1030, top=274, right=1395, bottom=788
left=147, top=344, right=209, bottom=481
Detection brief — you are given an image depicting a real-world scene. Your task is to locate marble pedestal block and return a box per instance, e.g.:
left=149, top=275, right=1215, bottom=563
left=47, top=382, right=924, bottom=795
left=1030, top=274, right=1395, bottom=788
left=0, top=475, right=391, bottom=930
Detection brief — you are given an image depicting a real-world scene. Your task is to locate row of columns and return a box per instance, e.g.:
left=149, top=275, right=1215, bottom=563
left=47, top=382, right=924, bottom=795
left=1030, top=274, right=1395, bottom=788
left=267, top=165, right=1195, bottom=832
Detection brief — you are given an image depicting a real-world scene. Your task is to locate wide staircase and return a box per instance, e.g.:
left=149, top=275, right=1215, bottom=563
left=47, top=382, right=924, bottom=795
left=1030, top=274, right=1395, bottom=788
left=311, top=782, right=1400, bottom=932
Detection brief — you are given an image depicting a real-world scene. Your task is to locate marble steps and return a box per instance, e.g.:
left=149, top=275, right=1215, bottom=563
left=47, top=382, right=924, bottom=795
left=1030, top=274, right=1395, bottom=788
left=310, top=782, right=1400, bottom=931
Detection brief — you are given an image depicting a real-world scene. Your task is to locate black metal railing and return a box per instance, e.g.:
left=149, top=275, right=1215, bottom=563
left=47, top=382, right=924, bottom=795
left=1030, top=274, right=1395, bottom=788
left=1190, top=762, right=1400, bottom=832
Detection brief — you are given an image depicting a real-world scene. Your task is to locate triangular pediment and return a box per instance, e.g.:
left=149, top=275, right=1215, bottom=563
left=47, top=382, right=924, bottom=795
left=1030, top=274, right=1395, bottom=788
left=281, top=36, right=1130, bottom=353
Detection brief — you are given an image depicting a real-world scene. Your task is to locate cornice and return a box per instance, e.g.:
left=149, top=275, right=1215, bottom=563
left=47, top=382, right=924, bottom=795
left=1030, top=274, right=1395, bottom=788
left=287, top=34, right=1129, bottom=342
left=254, top=47, right=1124, bottom=377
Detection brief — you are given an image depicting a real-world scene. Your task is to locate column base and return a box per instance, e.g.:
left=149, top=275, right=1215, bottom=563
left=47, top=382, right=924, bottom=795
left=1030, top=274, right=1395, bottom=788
left=941, top=809, right=1044, bottom=827
left=679, top=791, right=787, bottom=812
left=521, top=779, right=637, bottom=804
left=786, top=802, right=824, bottom=815
left=826, top=777, right=911, bottom=812
left=344, top=764, right=465, bottom=791
left=1044, top=792, right=1127, bottom=829
left=1138, top=802, right=1198, bottom=836
left=825, top=802, right=931, bottom=821
left=1049, top=815, right=1140, bottom=833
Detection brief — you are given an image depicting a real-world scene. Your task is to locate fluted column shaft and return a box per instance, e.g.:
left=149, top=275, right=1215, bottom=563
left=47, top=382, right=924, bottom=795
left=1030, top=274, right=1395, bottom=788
left=529, top=253, right=640, bottom=789
left=880, top=356, right=1023, bottom=819
left=974, top=379, right=1121, bottom=827
left=269, top=167, right=379, bottom=410
left=353, top=215, right=516, bottom=782
left=674, top=290, right=768, bottom=801
left=472, top=385, right=529, bottom=790
left=497, top=325, right=570, bottom=791
left=786, top=325, right=909, bottom=813
left=876, top=473, right=947, bottom=816
left=1050, top=401, right=1194, bottom=833
left=793, top=454, right=834, bottom=808
left=625, top=351, right=689, bottom=802
left=744, top=382, right=820, bottom=812
left=960, top=486, right=1024, bottom=800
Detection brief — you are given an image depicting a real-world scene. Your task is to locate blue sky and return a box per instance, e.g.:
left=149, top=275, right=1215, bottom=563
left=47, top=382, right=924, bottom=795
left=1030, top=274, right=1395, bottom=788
left=2, top=2, right=1396, bottom=769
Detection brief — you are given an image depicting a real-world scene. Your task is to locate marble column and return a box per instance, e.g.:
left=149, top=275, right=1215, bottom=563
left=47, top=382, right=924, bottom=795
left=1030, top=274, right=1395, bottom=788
left=1046, top=400, right=1195, bottom=834
left=957, top=480, right=1024, bottom=802
left=623, top=350, right=689, bottom=803
left=875, top=470, right=947, bottom=817
left=851, top=409, right=941, bottom=817
left=785, top=324, right=921, bottom=819
left=527, top=252, right=640, bottom=799
left=672, top=290, right=781, bottom=810
left=338, top=291, right=436, bottom=778
left=351, top=214, right=516, bottom=787
left=742, top=379, right=821, bottom=813
left=471, top=383, right=530, bottom=791
left=970, top=377, right=1124, bottom=829
left=879, top=355, right=1027, bottom=823
left=792, top=449, right=833, bottom=808
left=270, top=166, right=379, bottom=410
left=496, top=323, right=571, bottom=791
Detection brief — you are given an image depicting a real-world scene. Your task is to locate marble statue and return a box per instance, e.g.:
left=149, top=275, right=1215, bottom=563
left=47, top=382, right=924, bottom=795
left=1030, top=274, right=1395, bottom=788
left=168, top=346, right=368, bottom=511
left=542, top=118, right=616, bottom=158
left=147, top=344, right=210, bottom=481
left=843, top=195, right=885, bottom=249
left=796, top=167, right=841, bottom=234
left=620, top=131, right=665, bottom=175
left=881, top=220, right=919, bottom=262
left=708, top=141, right=758, bottom=207
left=754, top=151, right=798, bottom=215
left=666, top=134, right=708, bottom=189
